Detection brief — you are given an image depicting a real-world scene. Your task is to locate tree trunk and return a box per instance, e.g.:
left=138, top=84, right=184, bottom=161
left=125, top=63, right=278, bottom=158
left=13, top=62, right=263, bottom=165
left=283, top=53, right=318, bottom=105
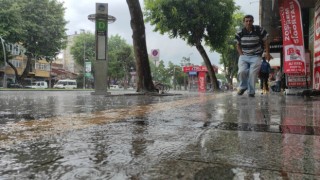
left=6, top=58, right=19, bottom=83
left=126, top=0, right=156, bottom=92
left=20, top=54, right=32, bottom=82
left=195, top=43, right=219, bottom=91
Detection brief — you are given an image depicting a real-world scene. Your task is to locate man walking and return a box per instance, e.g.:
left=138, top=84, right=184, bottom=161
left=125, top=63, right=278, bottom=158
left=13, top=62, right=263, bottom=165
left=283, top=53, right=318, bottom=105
left=235, top=14, right=271, bottom=97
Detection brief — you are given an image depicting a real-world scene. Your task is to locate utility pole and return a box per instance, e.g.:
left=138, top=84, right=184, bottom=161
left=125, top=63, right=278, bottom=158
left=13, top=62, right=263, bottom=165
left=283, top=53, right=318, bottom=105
left=83, top=40, right=86, bottom=89
left=80, top=29, right=86, bottom=89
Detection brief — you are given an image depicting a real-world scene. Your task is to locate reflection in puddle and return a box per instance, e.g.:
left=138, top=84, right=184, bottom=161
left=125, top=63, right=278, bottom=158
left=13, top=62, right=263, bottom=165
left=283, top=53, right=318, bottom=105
left=215, top=122, right=320, bottom=136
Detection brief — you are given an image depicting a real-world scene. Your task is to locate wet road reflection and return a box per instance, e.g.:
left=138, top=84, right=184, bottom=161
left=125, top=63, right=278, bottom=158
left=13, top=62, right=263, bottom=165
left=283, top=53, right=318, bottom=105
left=1, top=91, right=320, bottom=179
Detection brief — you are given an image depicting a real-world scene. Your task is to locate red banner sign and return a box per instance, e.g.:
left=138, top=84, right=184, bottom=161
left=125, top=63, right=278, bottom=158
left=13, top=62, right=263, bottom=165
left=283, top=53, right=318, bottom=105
left=279, top=0, right=306, bottom=74
left=183, top=65, right=218, bottom=73
left=314, top=1, right=320, bottom=89
left=198, top=71, right=206, bottom=92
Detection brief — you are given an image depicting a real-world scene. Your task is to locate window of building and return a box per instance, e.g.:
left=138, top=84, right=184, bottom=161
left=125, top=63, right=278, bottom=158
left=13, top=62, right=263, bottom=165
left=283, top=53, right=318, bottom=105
left=35, top=63, right=50, bottom=71
left=9, top=59, right=22, bottom=68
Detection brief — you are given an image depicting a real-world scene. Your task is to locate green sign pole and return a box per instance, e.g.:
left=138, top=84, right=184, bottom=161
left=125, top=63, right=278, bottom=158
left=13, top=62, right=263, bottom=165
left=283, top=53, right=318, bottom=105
left=92, top=3, right=109, bottom=95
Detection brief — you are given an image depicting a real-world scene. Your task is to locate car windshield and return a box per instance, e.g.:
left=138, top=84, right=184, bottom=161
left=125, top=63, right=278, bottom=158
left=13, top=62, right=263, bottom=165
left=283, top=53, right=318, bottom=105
left=57, top=82, right=67, bottom=85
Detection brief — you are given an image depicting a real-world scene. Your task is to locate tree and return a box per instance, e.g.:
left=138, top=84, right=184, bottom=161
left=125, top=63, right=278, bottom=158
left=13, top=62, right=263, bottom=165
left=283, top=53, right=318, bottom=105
left=108, top=35, right=135, bottom=88
left=0, top=0, right=67, bottom=82
left=168, top=61, right=185, bottom=90
left=71, top=32, right=135, bottom=88
left=126, top=0, right=157, bottom=92
left=144, top=0, right=236, bottom=91
left=70, top=32, right=95, bottom=67
left=217, top=11, right=244, bottom=87
left=70, top=34, right=135, bottom=88
left=0, top=0, right=24, bottom=81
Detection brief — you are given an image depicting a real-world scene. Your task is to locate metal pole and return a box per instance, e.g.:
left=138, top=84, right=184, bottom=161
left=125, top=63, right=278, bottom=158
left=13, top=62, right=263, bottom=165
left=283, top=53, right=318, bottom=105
left=154, top=59, right=157, bottom=81
left=83, top=40, right=86, bottom=89
left=173, top=67, right=176, bottom=90
left=0, top=36, right=7, bottom=88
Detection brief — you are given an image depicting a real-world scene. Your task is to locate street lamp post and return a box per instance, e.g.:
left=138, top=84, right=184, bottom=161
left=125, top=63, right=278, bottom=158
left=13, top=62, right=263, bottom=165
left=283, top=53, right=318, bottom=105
left=80, top=29, right=86, bottom=89
left=154, top=59, right=157, bottom=81
left=173, top=67, right=176, bottom=90
left=83, top=40, right=86, bottom=89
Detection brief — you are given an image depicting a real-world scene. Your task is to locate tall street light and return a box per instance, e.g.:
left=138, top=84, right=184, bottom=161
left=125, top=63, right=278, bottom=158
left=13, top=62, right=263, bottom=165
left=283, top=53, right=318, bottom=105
left=80, top=29, right=86, bottom=89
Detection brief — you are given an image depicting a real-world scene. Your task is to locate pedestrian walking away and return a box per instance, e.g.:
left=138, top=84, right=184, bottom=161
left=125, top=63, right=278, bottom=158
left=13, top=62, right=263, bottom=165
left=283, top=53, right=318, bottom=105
left=235, top=14, right=272, bottom=97
left=259, top=56, right=271, bottom=94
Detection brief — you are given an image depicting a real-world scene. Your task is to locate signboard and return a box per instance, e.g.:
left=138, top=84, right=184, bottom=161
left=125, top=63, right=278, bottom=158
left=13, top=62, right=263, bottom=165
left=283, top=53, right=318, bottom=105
left=269, top=41, right=283, bottom=53
left=151, top=49, right=159, bottom=58
left=95, top=3, right=108, bottom=61
left=279, top=0, right=306, bottom=74
left=286, top=52, right=311, bottom=87
left=198, top=71, right=206, bottom=92
left=183, top=65, right=218, bottom=73
left=96, top=19, right=107, bottom=34
left=85, top=61, right=91, bottom=73
left=314, top=0, right=320, bottom=90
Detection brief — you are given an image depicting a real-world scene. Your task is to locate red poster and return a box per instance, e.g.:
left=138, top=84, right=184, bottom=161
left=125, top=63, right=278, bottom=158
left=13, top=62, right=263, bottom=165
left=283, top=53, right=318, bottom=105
left=279, top=0, right=306, bottom=74
left=314, top=1, right=320, bottom=89
left=286, top=52, right=311, bottom=87
left=198, top=71, right=206, bottom=92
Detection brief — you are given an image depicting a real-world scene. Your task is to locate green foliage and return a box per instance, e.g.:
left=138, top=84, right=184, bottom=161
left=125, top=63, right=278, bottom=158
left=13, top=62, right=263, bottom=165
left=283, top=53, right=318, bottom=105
left=0, top=0, right=24, bottom=44
left=0, top=0, right=67, bottom=56
left=217, top=11, right=245, bottom=84
left=70, top=32, right=95, bottom=66
left=108, top=35, right=135, bottom=84
left=215, top=74, right=226, bottom=82
left=167, top=61, right=185, bottom=87
left=70, top=34, right=135, bottom=85
left=144, top=0, right=236, bottom=48
left=144, top=0, right=236, bottom=91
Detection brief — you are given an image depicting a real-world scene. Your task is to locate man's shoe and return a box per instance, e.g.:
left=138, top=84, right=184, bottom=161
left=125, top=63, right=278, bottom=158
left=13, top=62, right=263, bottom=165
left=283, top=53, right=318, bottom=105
left=248, top=94, right=255, bottom=97
left=237, top=88, right=247, bottom=95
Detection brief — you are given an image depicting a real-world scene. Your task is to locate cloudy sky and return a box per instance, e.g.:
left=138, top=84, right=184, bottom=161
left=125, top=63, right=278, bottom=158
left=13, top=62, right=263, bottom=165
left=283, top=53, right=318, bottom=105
left=61, top=0, right=259, bottom=67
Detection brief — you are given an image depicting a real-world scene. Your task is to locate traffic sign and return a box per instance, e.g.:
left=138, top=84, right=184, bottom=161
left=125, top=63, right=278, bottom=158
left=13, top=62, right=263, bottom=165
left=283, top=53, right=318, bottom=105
left=151, top=49, right=159, bottom=58
left=96, top=19, right=107, bottom=32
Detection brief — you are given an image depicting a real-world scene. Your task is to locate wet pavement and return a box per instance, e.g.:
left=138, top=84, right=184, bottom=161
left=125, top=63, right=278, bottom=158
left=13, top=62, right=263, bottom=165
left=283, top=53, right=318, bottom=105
left=0, top=90, right=320, bottom=179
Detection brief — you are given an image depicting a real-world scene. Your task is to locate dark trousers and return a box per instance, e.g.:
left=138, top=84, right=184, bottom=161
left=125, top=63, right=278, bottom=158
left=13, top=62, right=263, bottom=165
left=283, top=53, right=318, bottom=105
left=259, top=72, right=269, bottom=91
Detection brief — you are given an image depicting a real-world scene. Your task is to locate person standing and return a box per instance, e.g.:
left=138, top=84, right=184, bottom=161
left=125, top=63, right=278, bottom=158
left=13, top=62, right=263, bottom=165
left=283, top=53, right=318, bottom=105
left=259, top=56, right=271, bottom=94
left=235, top=14, right=271, bottom=97
left=275, top=67, right=282, bottom=92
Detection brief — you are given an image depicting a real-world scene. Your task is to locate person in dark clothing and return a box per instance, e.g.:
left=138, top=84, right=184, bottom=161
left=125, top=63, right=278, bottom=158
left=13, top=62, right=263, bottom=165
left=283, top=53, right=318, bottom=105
left=259, top=56, right=271, bottom=94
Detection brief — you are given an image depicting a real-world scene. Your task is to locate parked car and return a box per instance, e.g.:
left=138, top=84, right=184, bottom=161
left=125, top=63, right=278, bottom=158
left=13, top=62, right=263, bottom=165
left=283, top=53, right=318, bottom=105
left=25, top=81, right=48, bottom=89
left=53, top=79, right=77, bottom=89
left=7, top=82, right=23, bottom=88
left=110, top=85, right=120, bottom=89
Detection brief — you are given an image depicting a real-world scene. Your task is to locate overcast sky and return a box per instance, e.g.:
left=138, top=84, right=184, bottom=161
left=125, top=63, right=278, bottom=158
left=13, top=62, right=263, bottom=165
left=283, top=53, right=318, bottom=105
left=61, top=0, right=259, bottom=67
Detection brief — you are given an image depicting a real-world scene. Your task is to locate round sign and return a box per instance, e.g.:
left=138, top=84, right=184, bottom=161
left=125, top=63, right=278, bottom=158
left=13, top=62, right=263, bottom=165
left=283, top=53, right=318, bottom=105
left=151, top=49, right=159, bottom=57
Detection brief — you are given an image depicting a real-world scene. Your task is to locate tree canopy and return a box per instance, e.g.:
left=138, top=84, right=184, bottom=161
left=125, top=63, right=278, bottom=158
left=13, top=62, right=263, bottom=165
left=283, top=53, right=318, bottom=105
left=144, top=0, right=236, bottom=91
left=217, top=11, right=244, bottom=86
left=70, top=33, right=135, bottom=87
left=0, top=0, right=67, bottom=81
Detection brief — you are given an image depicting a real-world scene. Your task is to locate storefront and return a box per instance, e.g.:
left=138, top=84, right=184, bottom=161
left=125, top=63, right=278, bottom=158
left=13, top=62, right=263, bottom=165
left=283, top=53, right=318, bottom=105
left=183, top=65, right=218, bottom=92
left=260, top=0, right=317, bottom=93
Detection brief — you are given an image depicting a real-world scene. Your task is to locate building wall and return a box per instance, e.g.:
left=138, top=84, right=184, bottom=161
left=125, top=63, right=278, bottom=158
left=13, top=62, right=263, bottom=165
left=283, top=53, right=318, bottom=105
left=63, top=32, right=83, bottom=74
